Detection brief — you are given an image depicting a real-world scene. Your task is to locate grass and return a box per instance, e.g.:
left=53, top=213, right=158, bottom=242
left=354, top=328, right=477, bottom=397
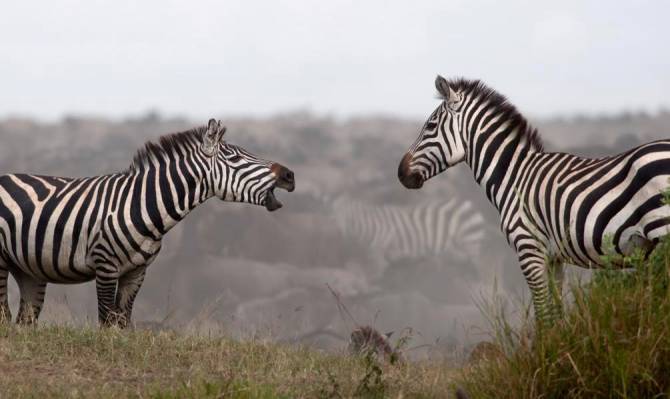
left=7, top=244, right=670, bottom=399
left=456, top=235, right=670, bottom=399
left=6, top=243, right=670, bottom=399
left=0, top=324, right=456, bottom=398
left=10, top=236, right=670, bottom=398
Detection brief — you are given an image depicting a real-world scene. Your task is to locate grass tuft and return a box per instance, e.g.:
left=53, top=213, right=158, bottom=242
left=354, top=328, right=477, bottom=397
left=457, top=236, right=670, bottom=398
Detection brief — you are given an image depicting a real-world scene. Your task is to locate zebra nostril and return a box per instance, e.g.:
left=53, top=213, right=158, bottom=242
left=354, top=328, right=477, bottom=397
left=284, top=170, right=294, bottom=182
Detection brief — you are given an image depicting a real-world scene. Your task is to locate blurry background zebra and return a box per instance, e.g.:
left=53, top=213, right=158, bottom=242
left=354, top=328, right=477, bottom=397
left=304, top=183, right=487, bottom=263
left=330, top=196, right=486, bottom=263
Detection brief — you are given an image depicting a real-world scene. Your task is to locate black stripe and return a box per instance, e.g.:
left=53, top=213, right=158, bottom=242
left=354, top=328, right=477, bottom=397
left=129, top=172, right=156, bottom=239
left=51, top=179, right=93, bottom=279
left=35, top=179, right=83, bottom=278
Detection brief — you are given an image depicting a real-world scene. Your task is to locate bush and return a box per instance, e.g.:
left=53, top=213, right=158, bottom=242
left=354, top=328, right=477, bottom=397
left=458, top=237, right=670, bottom=398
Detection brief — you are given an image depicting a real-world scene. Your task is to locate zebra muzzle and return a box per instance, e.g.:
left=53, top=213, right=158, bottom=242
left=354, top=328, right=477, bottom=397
left=398, top=153, right=424, bottom=189
left=272, top=164, right=295, bottom=192
left=265, top=163, right=295, bottom=211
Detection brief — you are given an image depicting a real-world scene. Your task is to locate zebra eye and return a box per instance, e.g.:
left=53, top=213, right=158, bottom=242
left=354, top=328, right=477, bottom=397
left=227, top=154, right=243, bottom=162
left=425, top=122, right=438, bottom=130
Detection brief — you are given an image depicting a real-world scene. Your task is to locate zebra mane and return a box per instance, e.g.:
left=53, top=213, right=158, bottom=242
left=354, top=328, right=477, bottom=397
left=438, top=78, right=543, bottom=152
left=127, top=126, right=206, bottom=173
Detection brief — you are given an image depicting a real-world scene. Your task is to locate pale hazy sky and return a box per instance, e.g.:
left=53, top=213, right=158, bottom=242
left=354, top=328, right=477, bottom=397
left=1, top=0, right=669, bottom=121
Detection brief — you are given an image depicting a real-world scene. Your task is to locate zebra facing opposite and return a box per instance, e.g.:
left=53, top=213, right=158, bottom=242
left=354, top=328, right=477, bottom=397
left=398, top=76, right=670, bottom=323
left=328, top=195, right=486, bottom=262
left=0, top=119, right=295, bottom=327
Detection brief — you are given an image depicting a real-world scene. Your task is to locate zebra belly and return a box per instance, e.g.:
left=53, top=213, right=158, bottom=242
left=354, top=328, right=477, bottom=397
left=0, top=173, right=104, bottom=283
left=545, top=149, right=670, bottom=268
left=11, top=253, right=96, bottom=283
left=561, top=186, right=670, bottom=268
left=0, top=221, right=97, bottom=283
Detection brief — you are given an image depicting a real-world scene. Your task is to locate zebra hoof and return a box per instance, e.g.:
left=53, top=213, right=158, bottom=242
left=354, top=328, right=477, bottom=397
left=101, top=312, right=129, bottom=329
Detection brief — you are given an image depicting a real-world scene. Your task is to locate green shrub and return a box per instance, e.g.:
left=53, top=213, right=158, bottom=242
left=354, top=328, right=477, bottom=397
left=458, top=237, right=670, bottom=398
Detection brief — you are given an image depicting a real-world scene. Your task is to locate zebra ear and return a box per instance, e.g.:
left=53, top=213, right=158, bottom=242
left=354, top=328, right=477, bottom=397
left=435, top=75, right=461, bottom=106
left=435, top=75, right=451, bottom=100
left=202, top=119, right=224, bottom=156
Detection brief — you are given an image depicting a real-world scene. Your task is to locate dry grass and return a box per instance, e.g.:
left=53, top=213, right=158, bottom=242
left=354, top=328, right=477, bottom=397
left=0, top=324, right=456, bottom=398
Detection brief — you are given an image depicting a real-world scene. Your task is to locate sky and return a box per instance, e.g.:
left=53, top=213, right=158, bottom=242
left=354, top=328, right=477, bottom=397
left=1, top=0, right=669, bottom=121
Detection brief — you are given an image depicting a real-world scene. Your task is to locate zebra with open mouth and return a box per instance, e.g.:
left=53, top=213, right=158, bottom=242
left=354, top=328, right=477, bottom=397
left=0, top=118, right=295, bottom=327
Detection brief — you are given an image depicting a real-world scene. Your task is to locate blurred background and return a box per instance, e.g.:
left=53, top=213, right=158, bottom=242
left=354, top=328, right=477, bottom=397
left=1, top=0, right=669, bottom=358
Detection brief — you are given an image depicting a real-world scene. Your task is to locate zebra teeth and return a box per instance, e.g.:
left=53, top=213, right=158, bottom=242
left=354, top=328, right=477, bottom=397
left=264, top=186, right=283, bottom=212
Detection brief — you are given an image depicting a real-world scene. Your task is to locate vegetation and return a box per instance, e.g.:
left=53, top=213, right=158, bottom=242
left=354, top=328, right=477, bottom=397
left=0, top=325, right=454, bottom=398
left=3, top=229, right=670, bottom=398
left=457, top=235, right=670, bottom=398
left=5, top=235, right=670, bottom=399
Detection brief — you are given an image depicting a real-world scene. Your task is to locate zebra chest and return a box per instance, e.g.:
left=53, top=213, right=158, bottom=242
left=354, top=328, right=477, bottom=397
left=123, top=238, right=162, bottom=271
left=88, top=229, right=162, bottom=277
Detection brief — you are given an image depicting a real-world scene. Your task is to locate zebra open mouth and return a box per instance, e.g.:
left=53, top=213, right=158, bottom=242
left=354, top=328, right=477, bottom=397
left=265, top=164, right=294, bottom=211
left=264, top=186, right=283, bottom=211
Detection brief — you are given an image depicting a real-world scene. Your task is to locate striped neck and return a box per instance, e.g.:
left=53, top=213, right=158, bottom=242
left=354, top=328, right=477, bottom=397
left=120, top=145, right=215, bottom=240
left=462, top=102, right=541, bottom=212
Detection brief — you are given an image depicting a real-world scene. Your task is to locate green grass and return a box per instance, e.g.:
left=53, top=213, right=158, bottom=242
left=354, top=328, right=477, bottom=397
left=456, top=236, right=670, bottom=399
left=0, top=324, right=455, bottom=398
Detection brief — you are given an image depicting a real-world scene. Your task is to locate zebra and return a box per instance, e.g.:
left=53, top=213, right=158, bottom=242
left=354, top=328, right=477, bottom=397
left=398, top=76, right=670, bottom=323
left=0, top=118, right=295, bottom=327
left=328, top=195, right=486, bottom=262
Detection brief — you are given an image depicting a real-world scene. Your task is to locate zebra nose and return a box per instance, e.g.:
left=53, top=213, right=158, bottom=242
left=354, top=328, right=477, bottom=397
left=398, top=153, right=424, bottom=189
left=400, top=172, right=424, bottom=189
left=272, top=163, right=296, bottom=192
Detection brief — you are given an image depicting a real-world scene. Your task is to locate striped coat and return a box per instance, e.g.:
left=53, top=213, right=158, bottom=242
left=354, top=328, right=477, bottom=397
left=399, top=76, right=670, bottom=322
left=0, top=119, right=295, bottom=326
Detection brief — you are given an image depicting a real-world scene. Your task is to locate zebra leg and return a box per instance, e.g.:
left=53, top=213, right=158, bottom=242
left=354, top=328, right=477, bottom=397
left=518, top=253, right=555, bottom=327
left=115, top=266, right=147, bottom=328
left=95, top=265, right=122, bottom=327
left=547, top=257, right=565, bottom=319
left=14, top=271, right=47, bottom=325
left=0, top=261, right=10, bottom=323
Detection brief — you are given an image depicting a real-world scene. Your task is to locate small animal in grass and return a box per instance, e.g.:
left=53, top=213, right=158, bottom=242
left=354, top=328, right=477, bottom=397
left=348, top=325, right=403, bottom=363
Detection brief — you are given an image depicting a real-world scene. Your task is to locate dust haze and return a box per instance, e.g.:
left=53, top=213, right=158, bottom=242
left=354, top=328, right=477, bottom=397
left=2, top=110, right=669, bottom=356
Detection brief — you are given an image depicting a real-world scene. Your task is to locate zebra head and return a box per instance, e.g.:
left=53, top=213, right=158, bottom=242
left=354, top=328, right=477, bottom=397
left=398, top=75, right=466, bottom=189
left=202, top=119, right=295, bottom=211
